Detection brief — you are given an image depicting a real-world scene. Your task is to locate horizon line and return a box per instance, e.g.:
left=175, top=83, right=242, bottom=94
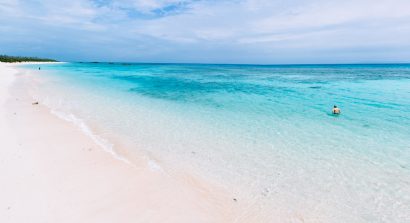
left=71, top=61, right=410, bottom=66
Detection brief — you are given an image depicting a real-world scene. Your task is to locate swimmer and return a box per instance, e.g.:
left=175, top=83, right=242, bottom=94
left=332, top=105, right=341, bottom=114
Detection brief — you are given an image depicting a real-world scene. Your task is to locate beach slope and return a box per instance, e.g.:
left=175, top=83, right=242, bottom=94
left=0, top=63, right=234, bottom=223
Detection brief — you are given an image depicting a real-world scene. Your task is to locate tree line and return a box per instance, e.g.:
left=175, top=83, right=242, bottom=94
left=0, top=55, right=57, bottom=63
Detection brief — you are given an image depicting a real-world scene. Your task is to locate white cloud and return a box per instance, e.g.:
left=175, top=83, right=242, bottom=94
left=129, top=0, right=189, bottom=12
left=1, top=0, right=410, bottom=63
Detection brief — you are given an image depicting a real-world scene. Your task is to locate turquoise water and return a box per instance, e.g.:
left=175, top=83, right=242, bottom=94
left=25, top=63, right=410, bottom=222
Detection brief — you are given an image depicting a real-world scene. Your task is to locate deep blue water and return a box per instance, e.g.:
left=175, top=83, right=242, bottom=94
left=24, top=63, right=410, bottom=222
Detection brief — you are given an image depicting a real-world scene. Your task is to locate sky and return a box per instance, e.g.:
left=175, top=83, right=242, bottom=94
left=1, top=0, right=410, bottom=64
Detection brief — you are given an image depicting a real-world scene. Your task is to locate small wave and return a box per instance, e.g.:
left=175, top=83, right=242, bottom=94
left=50, top=109, right=132, bottom=165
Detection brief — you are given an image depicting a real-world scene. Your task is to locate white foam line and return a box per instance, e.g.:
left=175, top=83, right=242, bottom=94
left=51, top=109, right=167, bottom=173
left=50, top=109, right=133, bottom=166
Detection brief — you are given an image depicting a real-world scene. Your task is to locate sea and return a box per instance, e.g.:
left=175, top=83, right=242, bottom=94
left=22, top=63, right=410, bottom=222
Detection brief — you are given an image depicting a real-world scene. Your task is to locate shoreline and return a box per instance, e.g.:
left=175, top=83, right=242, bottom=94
left=3, top=62, right=408, bottom=222
left=0, top=62, right=239, bottom=222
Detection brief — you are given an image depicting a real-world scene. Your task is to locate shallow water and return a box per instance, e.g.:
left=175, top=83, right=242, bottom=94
left=24, top=63, right=410, bottom=222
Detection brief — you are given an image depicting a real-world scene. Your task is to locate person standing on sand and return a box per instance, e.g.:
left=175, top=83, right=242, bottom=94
left=332, top=105, right=341, bottom=114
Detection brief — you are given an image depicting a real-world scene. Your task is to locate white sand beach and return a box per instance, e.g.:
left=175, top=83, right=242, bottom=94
left=0, top=62, right=239, bottom=223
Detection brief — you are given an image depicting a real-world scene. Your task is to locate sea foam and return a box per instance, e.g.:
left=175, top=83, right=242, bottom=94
left=50, top=109, right=132, bottom=165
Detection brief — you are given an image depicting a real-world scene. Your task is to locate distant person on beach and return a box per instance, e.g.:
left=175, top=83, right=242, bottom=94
left=332, top=105, right=341, bottom=114
left=38, top=67, right=41, bottom=70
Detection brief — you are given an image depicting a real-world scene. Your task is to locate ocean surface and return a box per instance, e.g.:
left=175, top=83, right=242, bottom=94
left=23, top=63, right=410, bottom=222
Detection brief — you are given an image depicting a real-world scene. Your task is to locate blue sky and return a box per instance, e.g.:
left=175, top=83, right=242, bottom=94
left=1, top=0, right=410, bottom=63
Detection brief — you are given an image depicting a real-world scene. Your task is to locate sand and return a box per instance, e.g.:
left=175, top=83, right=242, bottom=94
left=0, top=62, right=238, bottom=223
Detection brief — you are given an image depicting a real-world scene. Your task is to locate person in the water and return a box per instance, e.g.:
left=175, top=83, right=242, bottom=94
left=332, top=105, right=341, bottom=114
